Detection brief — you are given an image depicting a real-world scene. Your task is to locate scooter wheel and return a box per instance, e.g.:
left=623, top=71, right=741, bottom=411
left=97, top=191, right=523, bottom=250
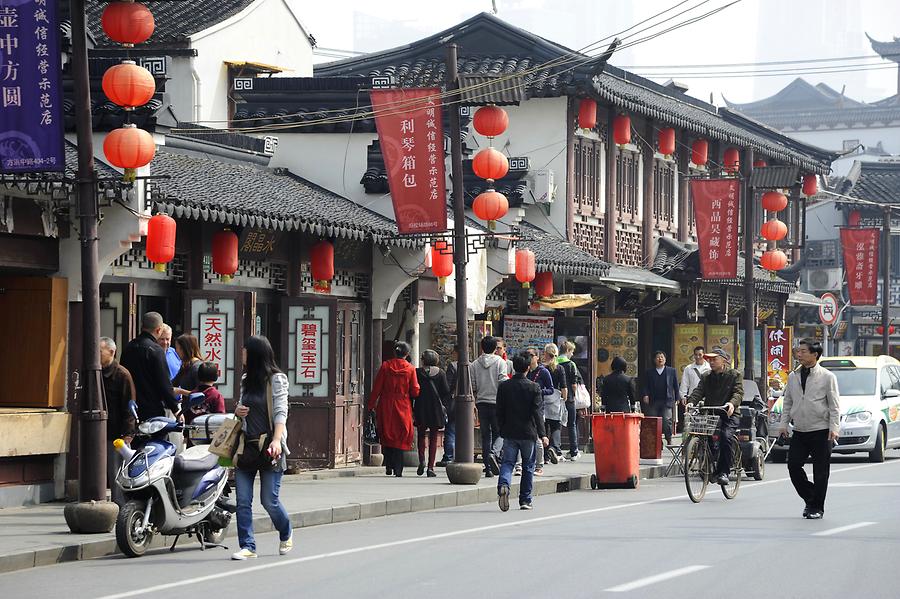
left=116, top=500, right=154, bottom=557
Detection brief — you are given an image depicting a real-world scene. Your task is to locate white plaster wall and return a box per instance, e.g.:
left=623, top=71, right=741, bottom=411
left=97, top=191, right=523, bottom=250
left=189, top=0, right=314, bottom=125
left=783, top=126, right=900, bottom=155
left=805, top=201, right=843, bottom=242
left=166, top=56, right=196, bottom=124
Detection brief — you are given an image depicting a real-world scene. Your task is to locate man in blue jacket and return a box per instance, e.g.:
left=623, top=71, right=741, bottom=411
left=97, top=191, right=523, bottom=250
left=642, top=350, right=680, bottom=445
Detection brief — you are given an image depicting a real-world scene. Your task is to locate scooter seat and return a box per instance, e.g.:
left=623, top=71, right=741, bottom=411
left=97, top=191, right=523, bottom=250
left=174, top=451, right=219, bottom=473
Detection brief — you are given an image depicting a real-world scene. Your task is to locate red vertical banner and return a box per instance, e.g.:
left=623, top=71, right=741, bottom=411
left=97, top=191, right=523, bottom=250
left=689, top=179, right=740, bottom=279
left=840, top=227, right=880, bottom=305
left=370, top=88, right=448, bottom=234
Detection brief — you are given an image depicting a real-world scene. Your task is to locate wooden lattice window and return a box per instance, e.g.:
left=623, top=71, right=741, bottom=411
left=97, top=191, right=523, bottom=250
left=652, top=160, right=676, bottom=228
left=615, top=227, right=643, bottom=267
left=615, top=150, right=639, bottom=218
left=574, top=136, right=602, bottom=215
left=573, top=218, right=605, bottom=260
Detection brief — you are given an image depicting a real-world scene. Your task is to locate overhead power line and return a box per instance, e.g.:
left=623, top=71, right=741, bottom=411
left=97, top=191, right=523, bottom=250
left=641, top=64, right=897, bottom=79
left=621, top=53, right=890, bottom=70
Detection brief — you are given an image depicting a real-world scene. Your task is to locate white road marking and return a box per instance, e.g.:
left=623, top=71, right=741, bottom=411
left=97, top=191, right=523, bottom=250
left=95, top=459, right=899, bottom=599
left=831, top=482, right=900, bottom=487
left=812, top=521, right=876, bottom=537
left=605, top=565, right=711, bottom=593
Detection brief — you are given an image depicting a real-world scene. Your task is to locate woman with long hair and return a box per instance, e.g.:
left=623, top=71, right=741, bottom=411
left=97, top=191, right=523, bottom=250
left=541, top=343, right=567, bottom=464
left=172, top=334, right=202, bottom=398
left=369, top=342, right=420, bottom=477
left=231, top=335, right=293, bottom=560
left=414, top=349, right=450, bottom=477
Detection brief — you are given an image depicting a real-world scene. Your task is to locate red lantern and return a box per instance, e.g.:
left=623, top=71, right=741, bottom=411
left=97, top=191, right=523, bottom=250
left=101, top=1, right=155, bottom=46
left=101, top=61, right=155, bottom=108
left=310, top=240, right=334, bottom=293
left=760, top=249, right=788, bottom=271
left=431, top=240, right=453, bottom=286
left=753, top=159, right=767, bottom=168
left=534, top=271, right=553, bottom=298
left=613, top=114, right=631, bottom=146
left=472, top=190, right=508, bottom=230
left=472, top=147, right=509, bottom=181
left=849, top=210, right=861, bottom=227
left=691, top=139, right=708, bottom=167
left=515, top=249, right=535, bottom=288
left=146, top=213, right=176, bottom=272
left=760, top=218, right=788, bottom=241
left=802, top=174, right=818, bottom=197
left=578, top=98, right=597, bottom=129
left=876, top=326, right=896, bottom=335
left=761, top=191, right=788, bottom=212
left=211, top=229, right=238, bottom=283
left=473, top=105, right=508, bottom=138
left=658, top=127, right=675, bottom=157
left=104, top=124, right=155, bottom=181
left=723, top=147, right=740, bottom=174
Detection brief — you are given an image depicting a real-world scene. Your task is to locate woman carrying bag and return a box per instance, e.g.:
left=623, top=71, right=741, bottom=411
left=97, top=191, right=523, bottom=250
left=231, top=335, right=293, bottom=560
left=414, top=349, right=450, bottom=477
left=368, top=342, right=420, bottom=477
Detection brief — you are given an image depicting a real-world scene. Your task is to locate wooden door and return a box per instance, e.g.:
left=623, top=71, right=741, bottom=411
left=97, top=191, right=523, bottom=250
left=100, top=283, right=136, bottom=355
left=280, top=297, right=337, bottom=469
left=334, top=302, right=364, bottom=466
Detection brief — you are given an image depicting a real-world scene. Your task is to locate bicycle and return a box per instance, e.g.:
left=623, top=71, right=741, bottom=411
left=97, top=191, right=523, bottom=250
left=683, top=405, right=742, bottom=503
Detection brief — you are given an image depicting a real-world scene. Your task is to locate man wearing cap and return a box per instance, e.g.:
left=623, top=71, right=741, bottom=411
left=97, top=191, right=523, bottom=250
left=686, top=348, right=744, bottom=487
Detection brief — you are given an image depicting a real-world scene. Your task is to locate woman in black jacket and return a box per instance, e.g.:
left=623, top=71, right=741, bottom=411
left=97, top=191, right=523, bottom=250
left=414, top=349, right=451, bottom=477
left=600, top=356, right=635, bottom=413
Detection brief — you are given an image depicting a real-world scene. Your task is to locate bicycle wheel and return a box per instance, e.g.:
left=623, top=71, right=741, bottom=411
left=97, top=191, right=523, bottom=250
left=683, top=436, right=708, bottom=503
left=721, top=442, right=743, bottom=499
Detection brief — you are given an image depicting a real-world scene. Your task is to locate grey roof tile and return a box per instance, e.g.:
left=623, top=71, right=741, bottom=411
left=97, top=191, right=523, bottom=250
left=840, top=162, right=900, bottom=205
left=517, top=221, right=609, bottom=278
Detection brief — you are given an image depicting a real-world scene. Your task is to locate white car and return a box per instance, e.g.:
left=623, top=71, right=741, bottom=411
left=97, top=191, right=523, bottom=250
left=769, top=355, right=900, bottom=462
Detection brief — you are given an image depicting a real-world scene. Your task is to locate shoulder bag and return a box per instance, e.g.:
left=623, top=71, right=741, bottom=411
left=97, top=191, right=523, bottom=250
left=235, top=382, right=275, bottom=471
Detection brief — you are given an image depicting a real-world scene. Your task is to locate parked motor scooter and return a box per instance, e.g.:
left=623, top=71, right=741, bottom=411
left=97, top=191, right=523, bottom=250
left=113, top=400, right=235, bottom=557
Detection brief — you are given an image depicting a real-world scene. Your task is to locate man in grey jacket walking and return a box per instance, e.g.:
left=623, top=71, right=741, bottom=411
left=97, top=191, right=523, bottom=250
left=779, top=339, right=841, bottom=520
left=469, top=336, right=508, bottom=477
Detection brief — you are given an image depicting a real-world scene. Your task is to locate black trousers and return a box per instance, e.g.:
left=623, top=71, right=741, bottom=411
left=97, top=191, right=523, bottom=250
left=788, top=429, right=832, bottom=512
left=476, top=403, right=502, bottom=467
left=715, top=414, right=739, bottom=477
left=383, top=446, right=405, bottom=477
left=644, top=402, right=673, bottom=441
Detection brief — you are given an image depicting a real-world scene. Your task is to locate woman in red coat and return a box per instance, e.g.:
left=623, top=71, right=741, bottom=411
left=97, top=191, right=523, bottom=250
left=368, top=342, right=420, bottom=477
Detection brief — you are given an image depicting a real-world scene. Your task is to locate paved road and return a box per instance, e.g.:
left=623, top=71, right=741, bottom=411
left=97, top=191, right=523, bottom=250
left=3, top=455, right=899, bottom=599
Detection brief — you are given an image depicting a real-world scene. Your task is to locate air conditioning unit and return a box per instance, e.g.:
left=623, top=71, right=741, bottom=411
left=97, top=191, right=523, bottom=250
left=527, top=169, right=555, bottom=204
left=804, top=268, right=843, bottom=292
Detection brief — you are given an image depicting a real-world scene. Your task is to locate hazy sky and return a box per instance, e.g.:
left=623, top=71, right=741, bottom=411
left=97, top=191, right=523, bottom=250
left=294, top=0, right=900, bottom=105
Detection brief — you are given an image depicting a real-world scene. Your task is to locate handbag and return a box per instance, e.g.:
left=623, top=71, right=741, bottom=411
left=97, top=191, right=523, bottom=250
left=208, top=416, right=243, bottom=460
left=543, top=388, right=563, bottom=420
left=234, top=381, right=275, bottom=470
left=574, top=383, right=591, bottom=410
left=425, top=376, right=449, bottom=424
left=364, top=411, right=378, bottom=444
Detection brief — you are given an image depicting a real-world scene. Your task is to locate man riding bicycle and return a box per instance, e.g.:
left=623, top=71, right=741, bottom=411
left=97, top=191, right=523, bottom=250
left=684, top=348, right=744, bottom=486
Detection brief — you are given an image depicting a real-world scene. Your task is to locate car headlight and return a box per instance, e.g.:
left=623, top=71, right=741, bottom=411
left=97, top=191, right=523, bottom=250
left=844, top=411, right=872, bottom=424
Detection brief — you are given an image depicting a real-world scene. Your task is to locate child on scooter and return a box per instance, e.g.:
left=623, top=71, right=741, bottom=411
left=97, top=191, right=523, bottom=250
left=187, top=362, right=226, bottom=422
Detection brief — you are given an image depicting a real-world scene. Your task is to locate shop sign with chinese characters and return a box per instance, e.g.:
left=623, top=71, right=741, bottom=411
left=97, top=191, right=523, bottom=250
left=295, top=319, right=322, bottom=385
left=370, top=88, right=447, bottom=234
left=689, top=179, right=740, bottom=279
left=766, top=325, right=793, bottom=387
left=840, top=227, right=879, bottom=306
left=0, top=0, right=65, bottom=173
left=238, top=227, right=281, bottom=260
left=200, top=313, right=227, bottom=382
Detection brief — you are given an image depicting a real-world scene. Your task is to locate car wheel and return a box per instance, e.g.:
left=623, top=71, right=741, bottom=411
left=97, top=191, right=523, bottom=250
left=868, top=425, right=886, bottom=463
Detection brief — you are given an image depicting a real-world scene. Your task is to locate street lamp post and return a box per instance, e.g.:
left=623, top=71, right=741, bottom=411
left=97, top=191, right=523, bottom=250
left=445, top=43, right=482, bottom=485
left=882, top=206, right=891, bottom=354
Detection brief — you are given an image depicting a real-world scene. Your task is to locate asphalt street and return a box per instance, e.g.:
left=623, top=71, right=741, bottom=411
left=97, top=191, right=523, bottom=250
left=3, top=454, right=899, bottom=599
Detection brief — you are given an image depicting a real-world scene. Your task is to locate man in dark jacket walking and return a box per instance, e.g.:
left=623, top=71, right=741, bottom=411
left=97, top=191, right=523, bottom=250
left=100, top=336, right=136, bottom=505
left=120, top=312, right=180, bottom=421
left=686, top=348, right=744, bottom=486
left=496, top=354, right=549, bottom=511
left=642, top=351, right=680, bottom=445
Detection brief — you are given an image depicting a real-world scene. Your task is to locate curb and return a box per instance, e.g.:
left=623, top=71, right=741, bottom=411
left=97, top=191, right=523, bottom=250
left=0, top=465, right=666, bottom=575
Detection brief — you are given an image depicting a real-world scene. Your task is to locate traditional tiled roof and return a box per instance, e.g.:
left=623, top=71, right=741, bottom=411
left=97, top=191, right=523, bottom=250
left=63, top=141, right=121, bottom=179
left=147, top=148, right=407, bottom=245
left=652, top=237, right=797, bottom=294
left=867, top=34, right=900, bottom=62
left=84, top=0, right=258, bottom=48
left=517, top=221, right=609, bottom=278
left=836, top=162, right=900, bottom=205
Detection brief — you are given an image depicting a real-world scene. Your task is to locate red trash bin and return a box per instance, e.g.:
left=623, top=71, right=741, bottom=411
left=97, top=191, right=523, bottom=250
left=590, top=413, right=643, bottom=489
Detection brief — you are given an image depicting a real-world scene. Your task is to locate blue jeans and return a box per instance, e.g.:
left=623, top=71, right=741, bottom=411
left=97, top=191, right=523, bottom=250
left=498, top=439, right=537, bottom=505
left=442, top=418, right=455, bottom=461
left=235, top=467, right=292, bottom=552
left=565, top=401, right=579, bottom=455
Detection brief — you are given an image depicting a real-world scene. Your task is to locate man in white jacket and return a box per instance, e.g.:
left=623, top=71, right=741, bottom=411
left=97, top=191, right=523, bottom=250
left=779, top=339, right=841, bottom=520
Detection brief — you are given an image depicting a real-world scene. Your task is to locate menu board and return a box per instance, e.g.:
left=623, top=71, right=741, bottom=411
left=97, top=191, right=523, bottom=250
left=706, top=324, right=737, bottom=368
left=596, top=317, right=638, bottom=377
left=503, top=315, right=554, bottom=357
left=673, top=324, right=706, bottom=383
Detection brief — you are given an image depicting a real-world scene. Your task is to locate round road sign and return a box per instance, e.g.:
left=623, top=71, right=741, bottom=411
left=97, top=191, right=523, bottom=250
left=819, top=293, right=838, bottom=326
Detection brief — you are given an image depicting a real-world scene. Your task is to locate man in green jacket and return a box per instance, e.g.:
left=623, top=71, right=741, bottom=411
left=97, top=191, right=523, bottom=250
left=686, top=348, right=744, bottom=486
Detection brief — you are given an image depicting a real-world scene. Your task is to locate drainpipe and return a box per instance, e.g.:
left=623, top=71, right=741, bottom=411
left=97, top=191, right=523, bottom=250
left=191, top=66, right=202, bottom=122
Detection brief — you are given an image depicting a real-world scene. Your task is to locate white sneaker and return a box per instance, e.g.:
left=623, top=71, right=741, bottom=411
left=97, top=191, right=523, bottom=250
left=231, top=548, right=258, bottom=560
left=279, top=533, right=294, bottom=555
left=569, top=452, right=580, bottom=462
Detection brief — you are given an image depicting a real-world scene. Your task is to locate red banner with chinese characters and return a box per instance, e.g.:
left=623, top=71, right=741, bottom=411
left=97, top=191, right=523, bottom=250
left=690, top=179, right=740, bottom=279
left=370, top=88, right=448, bottom=234
left=840, top=227, right=880, bottom=305
left=766, top=325, right=793, bottom=387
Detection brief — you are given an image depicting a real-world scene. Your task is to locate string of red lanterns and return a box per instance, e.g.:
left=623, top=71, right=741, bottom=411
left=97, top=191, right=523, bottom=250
left=471, top=105, right=511, bottom=230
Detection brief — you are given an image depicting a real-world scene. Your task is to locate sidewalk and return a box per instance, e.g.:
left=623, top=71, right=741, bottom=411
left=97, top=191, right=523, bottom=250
left=0, top=457, right=667, bottom=574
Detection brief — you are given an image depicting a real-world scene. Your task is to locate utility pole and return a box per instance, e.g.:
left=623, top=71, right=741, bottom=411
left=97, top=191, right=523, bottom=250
left=445, top=44, right=481, bottom=485
left=742, top=148, right=756, bottom=382
left=63, top=0, right=117, bottom=533
left=882, top=205, right=892, bottom=354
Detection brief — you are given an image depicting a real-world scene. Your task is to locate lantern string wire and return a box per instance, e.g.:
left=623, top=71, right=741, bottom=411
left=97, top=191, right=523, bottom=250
left=169, top=0, right=741, bottom=132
